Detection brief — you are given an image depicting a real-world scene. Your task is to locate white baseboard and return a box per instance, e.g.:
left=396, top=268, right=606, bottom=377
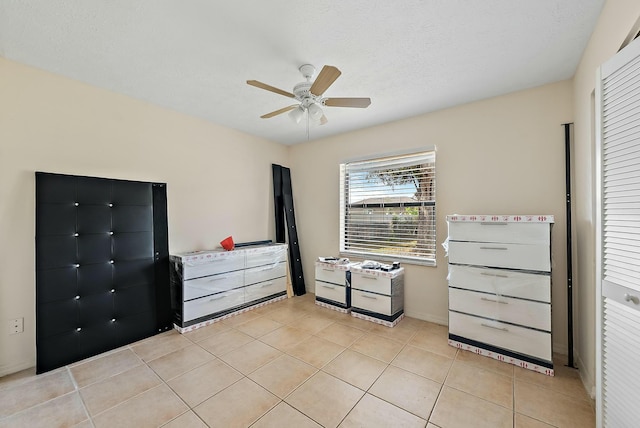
left=576, top=353, right=596, bottom=400
left=404, top=310, right=448, bottom=326
left=0, top=361, right=35, bottom=378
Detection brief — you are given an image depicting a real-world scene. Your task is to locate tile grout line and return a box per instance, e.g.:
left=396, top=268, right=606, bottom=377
left=426, top=347, right=459, bottom=425
left=66, top=365, right=95, bottom=427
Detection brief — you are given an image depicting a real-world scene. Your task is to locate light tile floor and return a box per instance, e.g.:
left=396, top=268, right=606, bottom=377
left=0, top=294, right=595, bottom=428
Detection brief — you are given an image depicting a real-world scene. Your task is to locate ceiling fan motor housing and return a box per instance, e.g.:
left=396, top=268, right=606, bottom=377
left=293, top=82, right=313, bottom=101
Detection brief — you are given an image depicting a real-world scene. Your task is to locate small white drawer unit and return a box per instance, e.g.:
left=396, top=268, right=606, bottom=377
left=315, top=261, right=353, bottom=313
left=350, top=265, right=405, bottom=327
left=170, top=243, right=287, bottom=332
left=446, top=215, right=554, bottom=376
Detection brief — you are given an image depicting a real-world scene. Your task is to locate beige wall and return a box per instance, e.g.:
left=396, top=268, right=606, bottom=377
left=571, top=0, right=640, bottom=396
left=290, top=81, right=573, bottom=348
left=0, top=58, right=289, bottom=376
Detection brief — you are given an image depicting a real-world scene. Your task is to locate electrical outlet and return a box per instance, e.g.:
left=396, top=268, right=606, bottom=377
left=9, top=318, right=24, bottom=334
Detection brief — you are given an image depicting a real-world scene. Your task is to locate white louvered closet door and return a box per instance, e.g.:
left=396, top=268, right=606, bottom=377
left=597, top=36, right=640, bottom=428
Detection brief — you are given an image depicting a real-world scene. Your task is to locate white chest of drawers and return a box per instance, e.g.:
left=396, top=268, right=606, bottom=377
left=314, top=261, right=353, bottom=313
left=446, top=215, right=554, bottom=375
left=350, top=265, right=405, bottom=327
left=170, top=243, right=287, bottom=332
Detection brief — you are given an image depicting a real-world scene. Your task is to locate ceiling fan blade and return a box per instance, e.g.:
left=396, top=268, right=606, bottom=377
left=247, top=80, right=295, bottom=98
left=324, top=97, right=371, bottom=108
left=320, top=115, right=328, bottom=125
left=260, top=105, right=298, bottom=118
left=310, top=65, right=341, bottom=96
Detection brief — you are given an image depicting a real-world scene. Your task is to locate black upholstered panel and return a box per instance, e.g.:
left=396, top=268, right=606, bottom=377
left=36, top=204, right=76, bottom=235
left=77, top=235, right=112, bottom=265
left=35, top=172, right=172, bottom=373
left=77, top=264, right=113, bottom=295
left=113, top=206, right=153, bottom=232
left=112, top=181, right=152, bottom=205
left=36, top=267, right=77, bottom=304
left=36, top=236, right=77, bottom=270
left=77, top=205, right=112, bottom=234
left=76, top=177, right=111, bottom=204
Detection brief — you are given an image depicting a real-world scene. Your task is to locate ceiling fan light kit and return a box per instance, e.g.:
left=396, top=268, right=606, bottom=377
left=247, top=64, right=372, bottom=127
left=289, top=106, right=305, bottom=124
left=307, top=102, right=324, bottom=120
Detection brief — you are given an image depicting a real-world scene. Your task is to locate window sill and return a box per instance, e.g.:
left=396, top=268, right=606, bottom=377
left=339, top=251, right=436, bottom=267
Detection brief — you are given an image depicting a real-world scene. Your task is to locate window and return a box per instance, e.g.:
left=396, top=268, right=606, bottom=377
left=339, top=150, right=436, bottom=265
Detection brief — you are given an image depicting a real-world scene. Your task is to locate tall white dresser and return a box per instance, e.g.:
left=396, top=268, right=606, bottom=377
left=170, top=243, right=288, bottom=333
left=446, top=215, right=554, bottom=375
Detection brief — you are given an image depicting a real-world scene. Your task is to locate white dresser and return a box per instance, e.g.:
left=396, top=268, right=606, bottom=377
left=446, top=215, right=554, bottom=375
left=315, top=261, right=352, bottom=313
left=350, top=265, right=405, bottom=327
left=170, top=243, right=287, bottom=332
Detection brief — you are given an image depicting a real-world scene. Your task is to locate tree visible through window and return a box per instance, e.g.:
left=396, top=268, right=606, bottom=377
left=339, top=150, right=436, bottom=265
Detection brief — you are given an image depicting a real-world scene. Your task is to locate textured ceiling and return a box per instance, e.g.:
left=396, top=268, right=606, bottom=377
left=0, top=0, right=604, bottom=145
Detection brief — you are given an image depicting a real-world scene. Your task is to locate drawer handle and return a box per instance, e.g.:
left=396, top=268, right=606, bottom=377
left=360, top=294, right=377, bottom=299
left=480, top=272, right=509, bottom=278
left=481, top=323, right=508, bottom=332
left=479, top=246, right=508, bottom=251
left=361, top=276, right=378, bottom=280
left=321, top=285, right=336, bottom=289
left=259, top=281, right=274, bottom=288
left=322, top=268, right=335, bottom=272
left=208, top=294, right=228, bottom=302
left=205, top=276, right=229, bottom=282
left=480, top=297, right=508, bottom=304
left=624, top=293, right=640, bottom=305
left=480, top=222, right=508, bottom=226
left=253, top=265, right=278, bottom=272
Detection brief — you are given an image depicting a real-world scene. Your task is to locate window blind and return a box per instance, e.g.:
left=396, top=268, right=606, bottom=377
left=340, top=151, right=436, bottom=264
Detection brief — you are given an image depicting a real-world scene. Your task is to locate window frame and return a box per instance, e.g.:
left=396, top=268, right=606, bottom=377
left=339, top=147, right=437, bottom=267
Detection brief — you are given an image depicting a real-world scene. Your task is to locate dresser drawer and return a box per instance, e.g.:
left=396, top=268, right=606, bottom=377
left=448, top=221, right=550, bottom=245
left=315, top=265, right=347, bottom=285
left=449, top=311, right=552, bottom=361
left=246, top=246, right=287, bottom=269
left=448, top=265, right=550, bottom=302
left=244, top=277, right=287, bottom=302
left=351, top=272, right=392, bottom=294
left=245, top=262, right=286, bottom=286
left=315, top=281, right=347, bottom=304
left=184, top=270, right=244, bottom=301
left=183, top=288, right=245, bottom=322
left=449, top=288, right=551, bottom=331
left=352, top=290, right=394, bottom=315
left=181, top=252, right=245, bottom=280
left=448, top=241, right=550, bottom=272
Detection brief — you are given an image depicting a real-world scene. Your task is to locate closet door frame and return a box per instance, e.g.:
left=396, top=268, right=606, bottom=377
left=595, top=36, right=640, bottom=428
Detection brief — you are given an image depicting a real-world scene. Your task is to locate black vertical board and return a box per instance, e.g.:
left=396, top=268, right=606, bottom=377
left=563, top=123, right=577, bottom=369
left=272, top=165, right=286, bottom=243
left=152, top=183, right=172, bottom=332
left=273, top=164, right=305, bottom=295
left=281, top=167, right=306, bottom=295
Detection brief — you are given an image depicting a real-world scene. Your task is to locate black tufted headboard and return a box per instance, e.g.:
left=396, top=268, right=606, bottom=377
left=35, top=172, right=172, bottom=373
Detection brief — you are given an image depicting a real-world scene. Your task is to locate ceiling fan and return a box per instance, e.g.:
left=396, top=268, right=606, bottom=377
left=247, top=64, right=371, bottom=126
